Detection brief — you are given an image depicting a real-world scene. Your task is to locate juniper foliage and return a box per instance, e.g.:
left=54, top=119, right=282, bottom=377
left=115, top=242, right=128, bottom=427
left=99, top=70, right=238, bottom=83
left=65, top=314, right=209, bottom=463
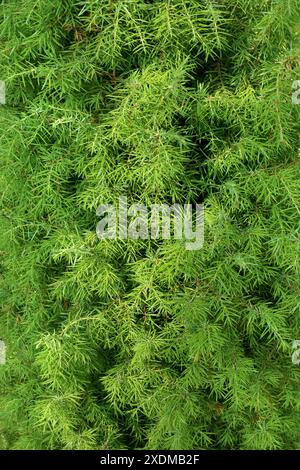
left=0, top=0, right=300, bottom=450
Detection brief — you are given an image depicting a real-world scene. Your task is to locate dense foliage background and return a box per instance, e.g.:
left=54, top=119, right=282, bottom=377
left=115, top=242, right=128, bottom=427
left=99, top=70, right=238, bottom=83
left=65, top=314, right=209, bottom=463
left=0, top=0, right=300, bottom=450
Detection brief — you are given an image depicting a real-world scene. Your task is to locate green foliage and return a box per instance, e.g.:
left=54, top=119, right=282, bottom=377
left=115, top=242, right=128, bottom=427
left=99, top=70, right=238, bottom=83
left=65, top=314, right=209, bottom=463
left=0, top=0, right=300, bottom=450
